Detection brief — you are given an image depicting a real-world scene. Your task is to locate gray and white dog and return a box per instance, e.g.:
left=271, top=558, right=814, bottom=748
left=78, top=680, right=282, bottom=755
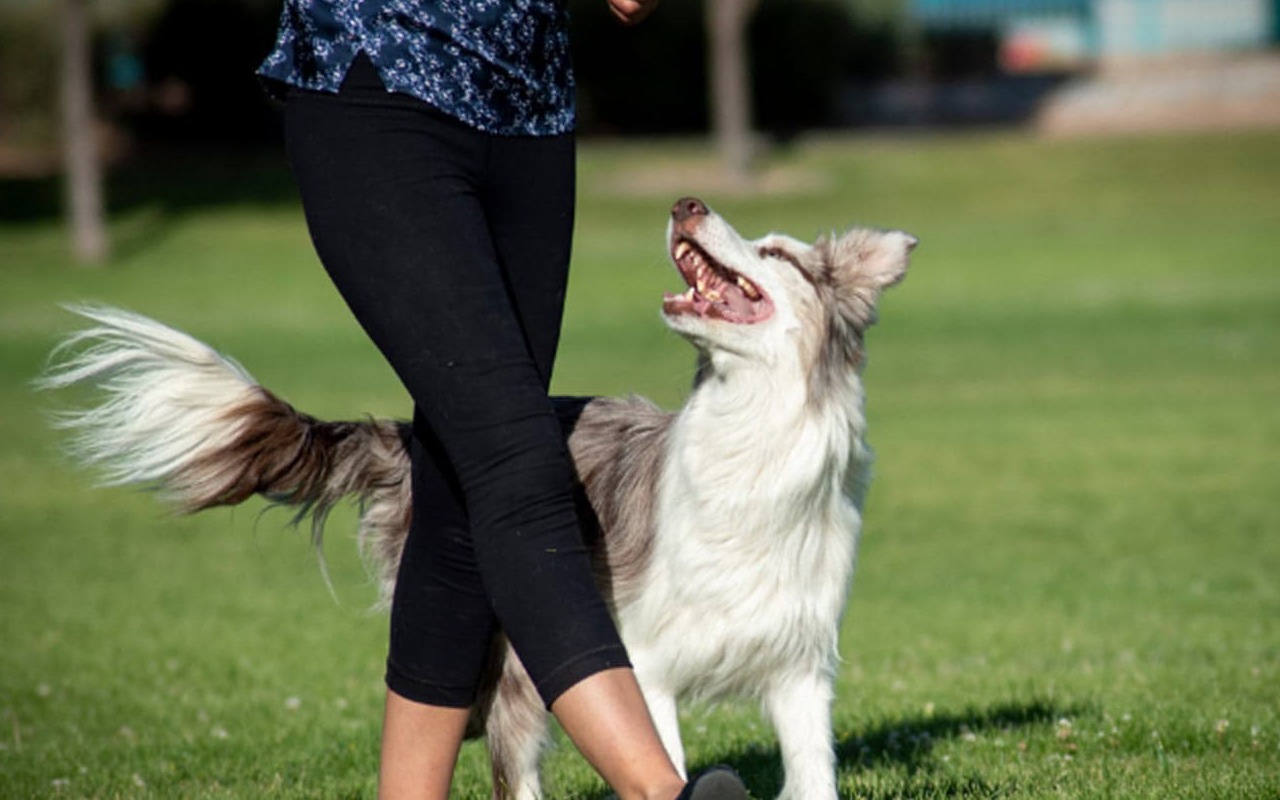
left=42, top=198, right=915, bottom=800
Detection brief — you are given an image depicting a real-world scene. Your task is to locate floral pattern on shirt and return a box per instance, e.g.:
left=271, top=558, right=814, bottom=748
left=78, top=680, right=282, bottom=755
left=259, top=0, right=575, bottom=136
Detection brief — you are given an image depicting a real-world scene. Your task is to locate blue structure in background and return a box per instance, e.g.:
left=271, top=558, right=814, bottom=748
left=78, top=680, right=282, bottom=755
left=914, top=0, right=1090, bottom=26
left=911, top=0, right=1276, bottom=63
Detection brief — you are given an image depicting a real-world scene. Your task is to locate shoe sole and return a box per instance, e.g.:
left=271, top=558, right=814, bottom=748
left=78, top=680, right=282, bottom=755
left=686, top=769, right=750, bottom=800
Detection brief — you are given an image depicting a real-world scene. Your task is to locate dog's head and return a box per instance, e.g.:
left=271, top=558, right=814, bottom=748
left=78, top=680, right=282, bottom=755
left=663, top=197, right=916, bottom=386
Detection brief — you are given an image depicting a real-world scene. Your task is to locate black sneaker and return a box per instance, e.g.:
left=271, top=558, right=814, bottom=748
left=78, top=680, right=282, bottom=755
left=676, top=767, right=749, bottom=800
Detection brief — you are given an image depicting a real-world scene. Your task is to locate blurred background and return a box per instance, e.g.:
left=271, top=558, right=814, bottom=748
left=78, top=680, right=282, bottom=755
left=3, top=0, right=1280, bottom=257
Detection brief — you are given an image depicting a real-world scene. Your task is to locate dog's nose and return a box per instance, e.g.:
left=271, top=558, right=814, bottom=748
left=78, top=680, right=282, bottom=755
left=672, top=197, right=708, bottom=222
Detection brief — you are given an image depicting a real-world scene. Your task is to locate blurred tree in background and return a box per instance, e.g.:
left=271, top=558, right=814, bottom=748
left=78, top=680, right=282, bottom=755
left=706, top=0, right=756, bottom=185
left=62, top=0, right=108, bottom=264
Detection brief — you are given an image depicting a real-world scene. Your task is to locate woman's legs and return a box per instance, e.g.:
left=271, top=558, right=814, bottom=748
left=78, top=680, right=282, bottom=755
left=283, top=58, right=684, bottom=798
left=381, top=674, right=684, bottom=800
left=552, top=670, right=687, bottom=800
left=378, top=695, right=470, bottom=800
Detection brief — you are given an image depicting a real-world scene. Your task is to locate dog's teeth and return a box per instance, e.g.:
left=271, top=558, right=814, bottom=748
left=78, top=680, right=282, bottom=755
left=705, top=289, right=721, bottom=302
left=737, top=277, right=760, bottom=300
left=675, top=241, right=691, bottom=260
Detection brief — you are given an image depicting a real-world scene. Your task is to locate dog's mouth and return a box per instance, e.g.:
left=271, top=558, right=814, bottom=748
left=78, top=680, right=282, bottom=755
left=663, top=238, right=773, bottom=324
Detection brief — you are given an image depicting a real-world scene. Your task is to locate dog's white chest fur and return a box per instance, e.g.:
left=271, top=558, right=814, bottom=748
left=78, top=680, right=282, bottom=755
left=621, top=367, right=868, bottom=702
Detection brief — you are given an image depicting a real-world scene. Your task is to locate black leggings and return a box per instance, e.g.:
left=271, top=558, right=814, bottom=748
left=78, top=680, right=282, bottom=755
left=283, top=54, right=629, bottom=708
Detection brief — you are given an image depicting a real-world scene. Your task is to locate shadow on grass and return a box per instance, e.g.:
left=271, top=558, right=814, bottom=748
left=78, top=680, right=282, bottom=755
left=571, top=697, right=1073, bottom=799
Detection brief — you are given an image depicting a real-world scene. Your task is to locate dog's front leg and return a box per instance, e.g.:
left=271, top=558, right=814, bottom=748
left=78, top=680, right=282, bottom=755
left=763, top=671, right=837, bottom=800
left=640, top=683, right=686, bottom=778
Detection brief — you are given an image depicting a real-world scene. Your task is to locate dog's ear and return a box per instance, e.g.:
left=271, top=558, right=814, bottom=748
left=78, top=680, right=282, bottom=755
left=822, top=228, right=917, bottom=329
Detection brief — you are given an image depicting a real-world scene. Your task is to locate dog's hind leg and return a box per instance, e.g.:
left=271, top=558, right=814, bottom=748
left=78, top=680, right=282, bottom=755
left=763, top=671, right=838, bottom=800
left=486, top=653, right=547, bottom=800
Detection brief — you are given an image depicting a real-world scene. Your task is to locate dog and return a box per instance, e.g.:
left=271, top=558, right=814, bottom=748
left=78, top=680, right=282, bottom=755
left=41, top=197, right=915, bottom=800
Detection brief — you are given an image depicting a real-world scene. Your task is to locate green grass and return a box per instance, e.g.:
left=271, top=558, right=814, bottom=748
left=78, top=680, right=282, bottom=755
left=2, top=130, right=1278, bottom=798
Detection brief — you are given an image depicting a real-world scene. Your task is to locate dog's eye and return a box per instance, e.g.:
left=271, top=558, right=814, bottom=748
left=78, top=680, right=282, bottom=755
left=759, top=246, right=818, bottom=285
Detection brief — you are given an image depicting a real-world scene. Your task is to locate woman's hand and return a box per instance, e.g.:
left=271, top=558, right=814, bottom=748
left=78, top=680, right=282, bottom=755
left=607, top=0, right=660, bottom=25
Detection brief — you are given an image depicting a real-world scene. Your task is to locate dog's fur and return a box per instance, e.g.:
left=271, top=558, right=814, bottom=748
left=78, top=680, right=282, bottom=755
left=40, top=199, right=914, bottom=800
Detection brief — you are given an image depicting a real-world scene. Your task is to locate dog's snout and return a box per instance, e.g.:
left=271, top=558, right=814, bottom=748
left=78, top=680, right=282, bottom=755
left=672, top=197, right=709, bottom=223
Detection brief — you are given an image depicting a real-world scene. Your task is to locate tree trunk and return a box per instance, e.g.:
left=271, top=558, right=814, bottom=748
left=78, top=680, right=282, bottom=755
left=706, top=0, right=756, bottom=187
left=62, top=0, right=108, bottom=265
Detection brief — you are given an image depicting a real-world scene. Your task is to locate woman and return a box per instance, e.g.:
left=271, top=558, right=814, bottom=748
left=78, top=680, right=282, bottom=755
left=258, top=1, right=749, bottom=798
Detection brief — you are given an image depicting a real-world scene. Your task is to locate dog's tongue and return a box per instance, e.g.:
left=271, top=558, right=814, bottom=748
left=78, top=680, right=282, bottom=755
left=723, top=287, right=755, bottom=317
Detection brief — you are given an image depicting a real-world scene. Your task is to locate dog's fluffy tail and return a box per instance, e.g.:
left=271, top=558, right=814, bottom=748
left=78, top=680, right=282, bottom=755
left=37, top=305, right=411, bottom=598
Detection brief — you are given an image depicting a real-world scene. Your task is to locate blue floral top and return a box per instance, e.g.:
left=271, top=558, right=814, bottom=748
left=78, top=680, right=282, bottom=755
left=258, top=0, right=575, bottom=136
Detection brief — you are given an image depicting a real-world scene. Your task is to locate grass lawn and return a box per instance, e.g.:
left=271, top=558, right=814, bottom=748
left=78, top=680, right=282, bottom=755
left=1, top=129, right=1277, bottom=798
